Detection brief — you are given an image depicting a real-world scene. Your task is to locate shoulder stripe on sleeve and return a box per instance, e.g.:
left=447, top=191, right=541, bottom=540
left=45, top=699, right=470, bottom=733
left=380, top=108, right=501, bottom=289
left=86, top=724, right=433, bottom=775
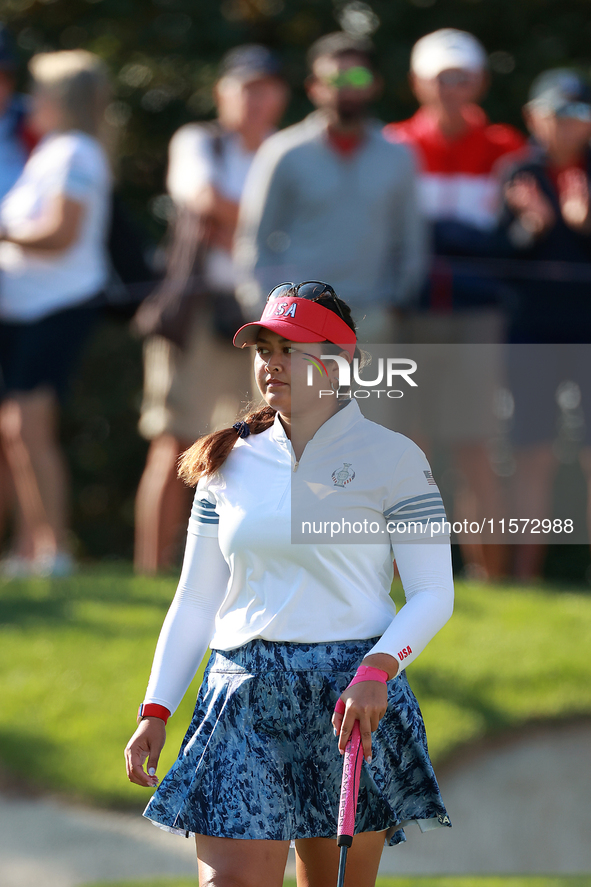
left=384, top=492, right=447, bottom=523
left=393, top=504, right=446, bottom=516
left=386, top=492, right=442, bottom=512
left=392, top=507, right=447, bottom=520
left=191, top=498, right=220, bottom=525
left=384, top=492, right=447, bottom=526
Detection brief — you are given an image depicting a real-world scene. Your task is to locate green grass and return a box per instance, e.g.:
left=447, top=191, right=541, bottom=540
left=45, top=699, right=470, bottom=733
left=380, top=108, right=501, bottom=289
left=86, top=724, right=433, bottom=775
left=84, top=877, right=591, bottom=887
left=1, top=566, right=590, bottom=808
left=393, top=581, right=591, bottom=762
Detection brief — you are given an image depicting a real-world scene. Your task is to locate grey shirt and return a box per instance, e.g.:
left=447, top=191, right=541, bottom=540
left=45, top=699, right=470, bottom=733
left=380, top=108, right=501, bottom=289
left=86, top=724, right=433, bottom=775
left=234, top=111, right=427, bottom=319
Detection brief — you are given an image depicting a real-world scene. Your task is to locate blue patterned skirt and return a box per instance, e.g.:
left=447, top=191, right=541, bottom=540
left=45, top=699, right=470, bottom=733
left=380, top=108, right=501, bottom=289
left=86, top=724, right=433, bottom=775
left=143, top=637, right=451, bottom=845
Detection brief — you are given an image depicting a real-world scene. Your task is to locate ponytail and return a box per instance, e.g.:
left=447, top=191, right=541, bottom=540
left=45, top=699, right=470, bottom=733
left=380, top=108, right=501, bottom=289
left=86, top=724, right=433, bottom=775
left=178, top=404, right=276, bottom=486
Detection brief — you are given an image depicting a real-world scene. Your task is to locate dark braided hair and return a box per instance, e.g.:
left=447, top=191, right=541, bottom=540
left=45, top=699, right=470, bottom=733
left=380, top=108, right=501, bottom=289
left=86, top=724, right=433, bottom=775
left=178, top=294, right=358, bottom=485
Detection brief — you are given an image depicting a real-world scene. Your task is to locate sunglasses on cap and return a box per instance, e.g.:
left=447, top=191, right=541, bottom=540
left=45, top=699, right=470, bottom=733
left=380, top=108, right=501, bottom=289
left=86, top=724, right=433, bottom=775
left=267, top=280, right=347, bottom=321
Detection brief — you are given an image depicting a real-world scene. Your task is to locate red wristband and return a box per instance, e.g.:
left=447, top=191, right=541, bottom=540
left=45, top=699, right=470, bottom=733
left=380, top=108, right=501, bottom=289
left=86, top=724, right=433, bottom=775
left=334, top=665, right=389, bottom=716
left=137, top=703, right=170, bottom=725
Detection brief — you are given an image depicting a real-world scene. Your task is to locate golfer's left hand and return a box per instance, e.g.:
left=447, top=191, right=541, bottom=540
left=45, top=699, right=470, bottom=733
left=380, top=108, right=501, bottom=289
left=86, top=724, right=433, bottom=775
left=332, top=680, right=388, bottom=763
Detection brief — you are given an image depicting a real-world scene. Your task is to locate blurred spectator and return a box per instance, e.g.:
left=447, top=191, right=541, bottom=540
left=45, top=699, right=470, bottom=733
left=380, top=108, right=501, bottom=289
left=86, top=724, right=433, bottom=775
left=134, top=45, right=288, bottom=573
left=498, top=69, right=591, bottom=580
left=234, top=31, right=426, bottom=343
left=385, top=29, right=525, bottom=580
left=0, top=24, right=35, bottom=197
left=0, top=50, right=112, bottom=576
left=0, top=24, right=36, bottom=552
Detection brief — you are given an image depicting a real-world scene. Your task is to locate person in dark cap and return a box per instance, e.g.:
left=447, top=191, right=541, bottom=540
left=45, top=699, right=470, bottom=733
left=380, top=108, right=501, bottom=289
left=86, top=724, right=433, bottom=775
left=502, top=68, right=591, bottom=302
left=135, top=45, right=289, bottom=573
left=527, top=68, right=591, bottom=123
left=498, top=69, right=591, bottom=581
left=218, top=43, right=284, bottom=81
left=234, top=31, right=426, bottom=343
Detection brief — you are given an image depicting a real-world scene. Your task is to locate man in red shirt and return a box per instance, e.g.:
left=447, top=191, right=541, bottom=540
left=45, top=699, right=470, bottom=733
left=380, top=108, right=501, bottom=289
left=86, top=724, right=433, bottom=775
left=385, top=29, right=525, bottom=580
left=385, top=30, right=524, bottom=266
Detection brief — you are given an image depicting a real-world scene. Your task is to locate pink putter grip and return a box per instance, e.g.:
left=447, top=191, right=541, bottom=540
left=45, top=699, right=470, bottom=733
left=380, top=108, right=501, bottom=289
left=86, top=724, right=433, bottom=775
left=337, top=721, right=363, bottom=842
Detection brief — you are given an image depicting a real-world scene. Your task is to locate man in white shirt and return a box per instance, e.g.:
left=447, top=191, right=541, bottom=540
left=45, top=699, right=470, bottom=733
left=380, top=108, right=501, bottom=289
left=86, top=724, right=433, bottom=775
left=135, top=45, right=289, bottom=573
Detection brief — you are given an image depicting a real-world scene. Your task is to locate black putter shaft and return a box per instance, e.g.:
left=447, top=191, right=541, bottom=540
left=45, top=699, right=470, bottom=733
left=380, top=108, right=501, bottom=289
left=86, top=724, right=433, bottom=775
left=336, top=839, right=350, bottom=887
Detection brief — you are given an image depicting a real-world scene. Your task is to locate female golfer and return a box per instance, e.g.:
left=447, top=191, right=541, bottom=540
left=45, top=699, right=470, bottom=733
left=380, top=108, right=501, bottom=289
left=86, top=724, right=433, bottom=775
left=125, top=282, right=453, bottom=887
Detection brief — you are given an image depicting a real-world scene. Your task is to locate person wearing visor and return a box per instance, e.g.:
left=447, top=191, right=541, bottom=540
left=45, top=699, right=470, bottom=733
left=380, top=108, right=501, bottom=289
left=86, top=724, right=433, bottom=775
left=498, top=69, right=591, bottom=581
left=125, top=282, right=453, bottom=886
left=234, top=32, right=425, bottom=343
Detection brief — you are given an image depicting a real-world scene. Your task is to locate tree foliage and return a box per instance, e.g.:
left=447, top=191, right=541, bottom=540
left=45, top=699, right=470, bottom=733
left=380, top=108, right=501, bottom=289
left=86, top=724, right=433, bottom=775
left=5, top=0, right=591, bottom=223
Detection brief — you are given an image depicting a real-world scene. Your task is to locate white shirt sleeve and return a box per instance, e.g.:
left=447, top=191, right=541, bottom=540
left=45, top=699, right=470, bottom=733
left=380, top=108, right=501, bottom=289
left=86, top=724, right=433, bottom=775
left=59, top=139, right=106, bottom=203
left=166, top=125, right=216, bottom=205
left=367, top=541, right=454, bottom=671
left=368, top=440, right=454, bottom=671
left=143, top=488, right=230, bottom=714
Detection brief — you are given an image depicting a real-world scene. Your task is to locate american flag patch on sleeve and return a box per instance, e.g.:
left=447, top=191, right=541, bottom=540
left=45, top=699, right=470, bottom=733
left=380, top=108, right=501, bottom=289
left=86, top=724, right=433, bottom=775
left=424, top=470, right=437, bottom=486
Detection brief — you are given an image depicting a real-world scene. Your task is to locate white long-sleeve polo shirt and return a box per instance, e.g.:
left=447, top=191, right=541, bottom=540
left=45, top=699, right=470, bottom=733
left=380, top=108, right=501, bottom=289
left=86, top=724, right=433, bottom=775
left=144, top=401, right=454, bottom=715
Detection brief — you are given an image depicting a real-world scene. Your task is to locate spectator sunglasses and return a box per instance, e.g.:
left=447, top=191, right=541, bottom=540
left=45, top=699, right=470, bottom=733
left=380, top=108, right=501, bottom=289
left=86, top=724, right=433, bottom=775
left=322, top=66, right=374, bottom=89
left=266, top=280, right=346, bottom=321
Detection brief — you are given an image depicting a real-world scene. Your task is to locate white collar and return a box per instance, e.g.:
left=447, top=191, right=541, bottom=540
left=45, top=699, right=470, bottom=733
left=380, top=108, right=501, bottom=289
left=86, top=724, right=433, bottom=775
left=270, top=400, right=363, bottom=454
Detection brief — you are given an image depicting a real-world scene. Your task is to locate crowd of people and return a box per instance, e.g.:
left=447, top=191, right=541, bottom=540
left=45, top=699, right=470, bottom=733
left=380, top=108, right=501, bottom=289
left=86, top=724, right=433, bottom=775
left=1, top=23, right=591, bottom=581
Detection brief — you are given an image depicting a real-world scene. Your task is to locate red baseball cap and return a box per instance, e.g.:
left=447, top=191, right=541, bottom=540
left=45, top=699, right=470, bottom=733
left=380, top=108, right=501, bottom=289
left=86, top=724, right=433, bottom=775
left=233, top=296, right=357, bottom=360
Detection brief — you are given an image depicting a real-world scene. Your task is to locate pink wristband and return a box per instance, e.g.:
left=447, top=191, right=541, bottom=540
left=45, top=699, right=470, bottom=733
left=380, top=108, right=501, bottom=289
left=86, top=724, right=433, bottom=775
left=348, top=665, right=389, bottom=687
left=334, top=665, right=389, bottom=716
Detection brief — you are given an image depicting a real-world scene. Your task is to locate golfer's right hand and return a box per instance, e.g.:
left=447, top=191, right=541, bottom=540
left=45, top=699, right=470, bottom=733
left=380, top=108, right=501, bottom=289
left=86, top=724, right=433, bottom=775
left=125, top=717, right=166, bottom=787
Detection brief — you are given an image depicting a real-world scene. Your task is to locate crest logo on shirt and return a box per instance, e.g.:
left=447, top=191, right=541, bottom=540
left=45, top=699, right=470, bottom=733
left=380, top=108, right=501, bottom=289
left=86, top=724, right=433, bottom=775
left=332, top=463, right=355, bottom=487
